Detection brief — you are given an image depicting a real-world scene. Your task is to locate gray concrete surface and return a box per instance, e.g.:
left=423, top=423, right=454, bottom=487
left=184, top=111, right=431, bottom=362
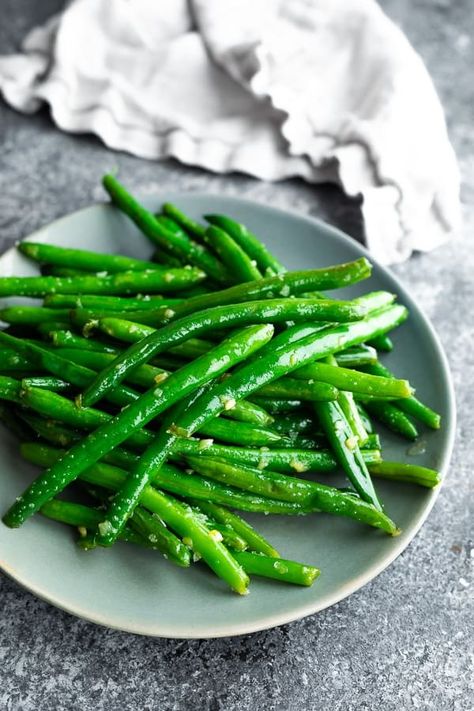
left=0, top=1, right=472, bottom=709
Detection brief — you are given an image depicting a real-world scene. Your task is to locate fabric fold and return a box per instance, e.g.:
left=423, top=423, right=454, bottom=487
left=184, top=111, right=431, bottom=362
left=0, top=0, right=461, bottom=263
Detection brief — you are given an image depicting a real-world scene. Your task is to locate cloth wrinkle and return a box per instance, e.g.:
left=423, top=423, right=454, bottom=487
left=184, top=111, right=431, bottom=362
left=0, top=0, right=461, bottom=263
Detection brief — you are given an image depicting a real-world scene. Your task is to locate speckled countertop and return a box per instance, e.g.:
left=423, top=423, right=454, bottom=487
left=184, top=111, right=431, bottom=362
left=0, top=1, right=472, bottom=709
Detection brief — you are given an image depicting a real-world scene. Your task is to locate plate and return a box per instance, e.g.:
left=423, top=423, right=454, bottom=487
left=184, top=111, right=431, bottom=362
left=0, top=194, right=455, bottom=638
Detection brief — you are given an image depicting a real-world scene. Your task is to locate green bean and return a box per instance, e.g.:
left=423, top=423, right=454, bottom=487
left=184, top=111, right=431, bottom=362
left=0, top=306, right=72, bottom=325
left=55, top=348, right=167, bottom=389
left=155, top=215, right=194, bottom=252
left=185, top=455, right=395, bottom=532
left=335, top=345, right=378, bottom=367
left=17, top=412, right=82, bottom=448
left=190, top=500, right=279, bottom=557
left=84, top=296, right=380, bottom=407
left=249, top=304, right=405, bottom=382
left=246, top=295, right=393, bottom=366
left=117, top=519, right=192, bottom=562
left=43, top=294, right=181, bottom=311
left=40, top=498, right=105, bottom=529
left=103, top=176, right=229, bottom=285
left=126, top=507, right=192, bottom=566
left=0, top=371, right=32, bottom=380
left=152, top=245, right=183, bottom=268
left=18, top=411, right=370, bottom=496
left=18, top=241, right=160, bottom=274
left=368, top=461, right=441, bottom=488
left=45, top=330, right=119, bottom=353
left=23, top=397, right=276, bottom=458
left=322, top=354, right=368, bottom=445
left=91, top=294, right=364, bottom=336
left=0, top=267, right=206, bottom=297
left=362, top=363, right=441, bottom=429
left=138, top=259, right=372, bottom=324
left=352, top=290, right=397, bottom=313
left=189, top=305, right=407, bottom=408
left=356, top=403, right=374, bottom=434
left=208, top=525, right=248, bottom=553
left=156, top=213, right=198, bottom=241
left=368, top=334, right=394, bottom=352
left=257, top=378, right=338, bottom=401
left=77, top=528, right=151, bottom=550
left=3, top=325, right=273, bottom=529
left=70, top=308, right=163, bottom=329
left=79, top=317, right=149, bottom=342
left=185, top=456, right=338, bottom=505
left=18, top=406, right=360, bottom=478
left=255, top=324, right=328, bottom=354
left=155, top=213, right=217, bottom=270
left=0, top=375, right=22, bottom=404
left=19, top=418, right=378, bottom=528
left=145, top=354, right=185, bottom=371
left=205, top=214, right=286, bottom=275
left=69, top=307, right=192, bottom=334
left=197, top=418, right=290, bottom=447
left=39, top=499, right=185, bottom=559
left=233, top=551, right=319, bottom=586
left=100, top=304, right=405, bottom=539
left=287, top=434, right=325, bottom=451
left=20, top=439, right=309, bottom=516
left=362, top=400, right=419, bottom=441
left=35, top=321, right=72, bottom=337
left=54, top=346, right=270, bottom=428
left=21, top=376, right=71, bottom=392
left=172, top=284, right=212, bottom=297
left=0, top=331, right=140, bottom=409
left=204, top=225, right=262, bottom=282
left=74, top=313, right=214, bottom=361
left=188, top=450, right=378, bottom=520
left=18, top=389, right=223, bottom=457
left=106, top=321, right=329, bottom=544
left=156, top=465, right=315, bottom=515
left=154, top=460, right=371, bottom=517
left=249, top=293, right=394, bottom=367
left=19, top=387, right=147, bottom=448
left=0, top=348, right=35, bottom=372
left=361, top=433, right=381, bottom=450
left=151, top=245, right=178, bottom=267
left=20, top=442, right=248, bottom=594
left=221, top=398, right=274, bottom=427
left=2, top=184, right=439, bottom=591
left=293, top=361, right=412, bottom=399
left=168, top=338, right=214, bottom=359
left=314, top=400, right=382, bottom=509
left=173, top=440, right=345, bottom=472
left=270, top=414, right=315, bottom=438
left=249, top=398, right=304, bottom=415
left=184, top=506, right=248, bottom=552
left=338, top=389, right=368, bottom=444
left=162, top=203, right=206, bottom=239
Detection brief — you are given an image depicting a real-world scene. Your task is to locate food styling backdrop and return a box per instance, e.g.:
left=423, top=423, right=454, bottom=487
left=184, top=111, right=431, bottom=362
left=0, top=1, right=472, bottom=709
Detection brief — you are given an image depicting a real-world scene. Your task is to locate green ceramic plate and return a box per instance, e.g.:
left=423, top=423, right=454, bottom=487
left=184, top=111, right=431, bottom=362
left=0, top=194, right=455, bottom=638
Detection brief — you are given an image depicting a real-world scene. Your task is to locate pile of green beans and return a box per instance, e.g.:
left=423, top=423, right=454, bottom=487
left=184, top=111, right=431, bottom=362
left=0, top=175, right=442, bottom=595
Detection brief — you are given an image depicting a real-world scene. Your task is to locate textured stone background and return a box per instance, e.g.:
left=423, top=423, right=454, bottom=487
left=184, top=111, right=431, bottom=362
left=0, top=2, right=472, bottom=709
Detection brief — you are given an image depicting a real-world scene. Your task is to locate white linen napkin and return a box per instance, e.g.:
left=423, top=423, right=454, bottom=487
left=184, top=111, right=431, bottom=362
left=0, top=0, right=461, bottom=263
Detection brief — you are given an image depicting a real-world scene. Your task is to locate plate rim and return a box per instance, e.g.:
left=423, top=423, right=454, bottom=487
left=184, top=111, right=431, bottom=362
left=0, top=193, right=456, bottom=639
